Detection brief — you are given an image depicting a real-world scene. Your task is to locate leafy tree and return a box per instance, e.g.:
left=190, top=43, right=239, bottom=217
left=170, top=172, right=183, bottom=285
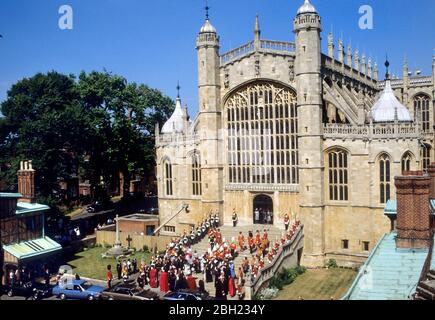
left=0, top=70, right=174, bottom=207
left=0, top=72, right=89, bottom=201
left=77, top=71, right=173, bottom=197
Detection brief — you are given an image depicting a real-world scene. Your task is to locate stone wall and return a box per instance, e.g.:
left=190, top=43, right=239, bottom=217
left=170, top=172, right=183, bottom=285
left=96, top=229, right=173, bottom=252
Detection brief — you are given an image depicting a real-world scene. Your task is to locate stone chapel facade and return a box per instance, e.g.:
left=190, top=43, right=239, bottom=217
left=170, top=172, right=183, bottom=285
left=155, top=0, right=435, bottom=266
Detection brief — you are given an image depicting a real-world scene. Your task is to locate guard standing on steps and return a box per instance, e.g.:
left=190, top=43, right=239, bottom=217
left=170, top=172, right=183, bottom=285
left=232, top=209, right=238, bottom=227
left=214, top=212, right=220, bottom=228
left=284, top=213, right=290, bottom=231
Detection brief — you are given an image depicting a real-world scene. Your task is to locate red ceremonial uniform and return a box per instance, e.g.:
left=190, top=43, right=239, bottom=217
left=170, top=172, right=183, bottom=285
left=149, top=268, right=158, bottom=288
left=159, top=271, right=169, bottom=292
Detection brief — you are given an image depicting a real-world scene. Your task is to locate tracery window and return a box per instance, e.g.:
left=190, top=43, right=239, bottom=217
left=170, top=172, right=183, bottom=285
left=225, top=81, right=298, bottom=185
left=422, top=144, right=432, bottom=173
left=164, top=159, right=173, bottom=196
left=327, top=149, right=349, bottom=201
left=401, top=152, right=412, bottom=174
left=191, top=153, right=202, bottom=196
left=414, top=94, right=431, bottom=132
left=379, top=154, right=391, bottom=204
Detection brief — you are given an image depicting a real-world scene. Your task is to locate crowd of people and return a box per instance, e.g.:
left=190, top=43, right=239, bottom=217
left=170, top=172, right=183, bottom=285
left=125, top=211, right=301, bottom=300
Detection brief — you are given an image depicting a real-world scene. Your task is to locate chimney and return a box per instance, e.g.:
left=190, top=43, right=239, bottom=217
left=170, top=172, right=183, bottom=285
left=395, top=171, right=431, bottom=249
left=428, top=163, right=435, bottom=199
left=17, top=160, right=36, bottom=203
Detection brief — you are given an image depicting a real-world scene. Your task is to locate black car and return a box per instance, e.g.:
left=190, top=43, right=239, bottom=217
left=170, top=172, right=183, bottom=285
left=163, top=289, right=213, bottom=301
left=3, top=282, right=52, bottom=300
left=86, top=200, right=114, bottom=213
left=101, top=285, right=160, bottom=301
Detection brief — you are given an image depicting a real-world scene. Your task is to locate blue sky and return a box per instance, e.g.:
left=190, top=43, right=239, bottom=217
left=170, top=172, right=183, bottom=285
left=0, top=0, right=434, bottom=117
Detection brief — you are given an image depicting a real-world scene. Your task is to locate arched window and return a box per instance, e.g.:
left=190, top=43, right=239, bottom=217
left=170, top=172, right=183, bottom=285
left=225, top=81, right=298, bottom=185
left=328, top=149, right=349, bottom=201
left=414, top=94, right=431, bottom=132
left=164, top=159, right=173, bottom=196
left=379, top=154, right=391, bottom=204
left=191, top=153, right=202, bottom=196
left=422, top=144, right=432, bottom=173
left=401, top=152, right=412, bottom=174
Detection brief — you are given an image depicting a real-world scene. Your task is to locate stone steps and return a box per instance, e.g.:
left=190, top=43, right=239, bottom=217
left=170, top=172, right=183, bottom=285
left=191, top=224, right=284, bottom=300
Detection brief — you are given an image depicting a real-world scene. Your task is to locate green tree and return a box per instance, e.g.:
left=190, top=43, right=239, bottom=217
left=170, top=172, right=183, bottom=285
left=0, top=72, right=89, bottom=201
left=77, top=71, right=173, bottom=197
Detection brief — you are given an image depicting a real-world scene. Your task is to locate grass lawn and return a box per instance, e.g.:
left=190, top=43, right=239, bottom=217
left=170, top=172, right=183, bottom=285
left=63, top=246, right=152, bottom=281
left=274, top=268, right=357, bottom=300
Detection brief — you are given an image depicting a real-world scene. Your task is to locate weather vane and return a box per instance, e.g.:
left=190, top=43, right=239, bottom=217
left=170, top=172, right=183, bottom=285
left=205, top=0, right=210, bottom=20
left=176, top=81, right=181, bottom=98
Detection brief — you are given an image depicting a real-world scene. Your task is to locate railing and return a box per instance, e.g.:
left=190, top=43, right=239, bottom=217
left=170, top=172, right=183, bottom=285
left=260, top=40, right=295, bottom=53
left=220, top=41, right=255, bottom=65
left=247, top=224, right=304, bottom=297
left=156, top=133, right=200, bottom=146
left=378, top=76, right=433, bottom=89
left=220, top=40, right=295, bottom=65
left=323, top=123, right=427, bottom=140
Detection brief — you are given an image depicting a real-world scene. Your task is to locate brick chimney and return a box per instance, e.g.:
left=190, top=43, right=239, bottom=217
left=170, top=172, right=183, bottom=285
left=17, top=160, right=36, bottom=203
left=427, top=163, right=435, bottom=199
left=395, top=171, right=432, bottom=249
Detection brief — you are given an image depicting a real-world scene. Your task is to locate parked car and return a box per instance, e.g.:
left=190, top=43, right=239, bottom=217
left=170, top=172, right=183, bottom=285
left=52, top=279, right=105, bottom=300
left=146, top=207, right=159, bottom=215
left=86, top=200, right=114, bottom=213
left=3, top=282, right=52, bottom=300
left=101, top=285, right=160, bottom=301
left=163, top=289, right=213, bottom=301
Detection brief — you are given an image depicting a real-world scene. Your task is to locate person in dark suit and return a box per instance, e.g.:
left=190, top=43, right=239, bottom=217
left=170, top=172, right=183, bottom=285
left=116, top=261, right=122, bottom=280
left=215, top=275, right=227, bottom=300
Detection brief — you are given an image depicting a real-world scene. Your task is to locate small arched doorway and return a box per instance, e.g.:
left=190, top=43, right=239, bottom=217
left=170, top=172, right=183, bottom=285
left=253, top=194, right=273, bottom=225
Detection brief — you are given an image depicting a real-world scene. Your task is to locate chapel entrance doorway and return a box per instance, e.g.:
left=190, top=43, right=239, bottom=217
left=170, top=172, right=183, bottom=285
left=253, top=194, right=273, bottom=225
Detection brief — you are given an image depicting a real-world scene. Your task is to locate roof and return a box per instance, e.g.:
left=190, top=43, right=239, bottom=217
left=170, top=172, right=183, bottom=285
left=384, top=199, right=435, bottom=216
left=344, top=232, right=431, bottom=300
left=297, top=0, right=317, bottom=15
left=3, top=237, right=62, bottom=260
left=16, top=202, right=50, bottom=215
left=0, top=193, right=22, bottom=198
left=370, top=80, right=413, bottom=123
left=161, top=97, right=186, bottom=134
left=200, top=19, right=216, bottom=33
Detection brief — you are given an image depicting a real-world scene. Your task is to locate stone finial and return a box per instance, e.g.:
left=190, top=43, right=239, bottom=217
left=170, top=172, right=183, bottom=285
left=374, top=62, right=378, bottom=81
left=338, top=39, right=344, bottom=63
left=327, top=32, right=334, bottom=58
left=347, top=44, right=352, bottom=67
left=361, top=54, right=366, bottom=75
left=368, top=58, right=372, bottom=78
left=354, top=50, right=360, bottom=72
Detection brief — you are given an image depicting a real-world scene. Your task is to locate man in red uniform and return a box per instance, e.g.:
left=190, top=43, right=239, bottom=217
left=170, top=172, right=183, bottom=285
left=238, top=232, right=245, bottom=251
left=106, top=265, right=113, bottom=289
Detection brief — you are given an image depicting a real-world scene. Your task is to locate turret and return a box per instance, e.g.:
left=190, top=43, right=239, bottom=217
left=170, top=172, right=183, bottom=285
left=293, top=0, right=325, bottom=266
left=195, top=6, right=223, bottom=219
